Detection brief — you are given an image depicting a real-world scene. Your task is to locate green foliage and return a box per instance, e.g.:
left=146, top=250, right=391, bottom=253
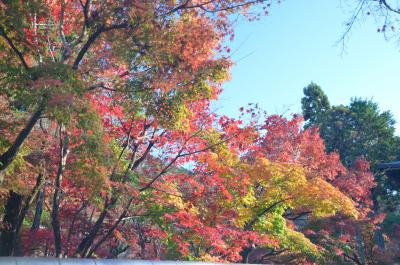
left=0, top=146, right=30, bottom=188
left=301, top=82, right=331, bottom=127
left=301, top=84, right=400, bottom=168
left=382, top=212, right=400, bottom=234
left=2, top=63, right=84, bottom=115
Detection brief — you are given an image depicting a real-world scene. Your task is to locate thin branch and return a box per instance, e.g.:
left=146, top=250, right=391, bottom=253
left=58, top=0, right=70, bottom=61
left=86, top=197, right=134, bottom=257
left=72, top=22, right=129, bottom=69
left=260, top=248, right=289, bottom=262
left=139, top=125, right=240, bottom=192
left=70, top=0, right=91, bottom=48
left=138, top=147, right=184, bottom=192
left=187, top=0, right=268, bottom=13
left=343, top=252, right=363, bottom=265
left=284, top=211, right=312, bottom=221
left=160, top=0, right=191, bottom=16
left=64, top=201, right=88, bottom=257
left=108, top=245, right=129, bottom=258
left=120, top=213, right=162, bottom=221
left=179, top=134, right=237, bottom=157
left=0, top=25, right=30, bottom=70
left=380, top=0, right=400, bottom=14
left=139, top=135, right=232, bottom=192
left=244, top=198, right=290, bottom=230
left=86, top=83, right=116, bottom=91
left=79, top=0, right=91, bottom=28
left=337, top=0, right=366, bottom=51
left=148, top=186, right=183, bottom=198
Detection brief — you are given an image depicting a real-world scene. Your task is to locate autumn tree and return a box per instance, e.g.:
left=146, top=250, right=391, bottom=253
left=0, top=1, right=386, bottom=263
left=0, top=0, right=281, bottom=259
left=154, top=111, right=376, bottom=263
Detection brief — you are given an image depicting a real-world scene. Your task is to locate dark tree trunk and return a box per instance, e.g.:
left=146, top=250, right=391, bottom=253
left=0, top=108, right=43, bottom=181
left=355, top=225, right=366, bottom=265
left=10, top=174, right=44, bottom=256
left=31, top=187, right=45, bottom=231
left=75, top=195, right=117, bottom=257
left=240, top=247, right=252, bottom=263
left=0, top=191, right=23, bottom=256
left=75, top=208, right=108, bottom=257
left=87, top=198, right=133, bottom=257
left=372, top=188, right=385, bottom=249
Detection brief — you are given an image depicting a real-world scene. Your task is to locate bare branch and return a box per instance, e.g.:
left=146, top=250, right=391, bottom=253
left=160, top=0, right=191, bottom=16
left=380, top=0, right=400, bottom=14
left=338, top=0, right=366, bottom=51
left=138, top=147, right=185, bottom=192
left=71, top=0, right=90, bottom=47
left=148, top=186, right=184, bottom=198
left=260, top=248, right=289, bottom=262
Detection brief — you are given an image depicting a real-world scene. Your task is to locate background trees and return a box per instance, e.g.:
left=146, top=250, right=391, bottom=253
left=301, top=83, right=400, bottom=264
left=301, top=82, right=400, bottom=168
left=301, top=82, right=330, bottom=128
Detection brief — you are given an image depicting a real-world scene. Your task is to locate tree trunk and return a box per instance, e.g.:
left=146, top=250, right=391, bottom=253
left=0, top=191, right=23, bottom=256
left=51, top=126, right=69, bottom=258
left=75, top=207, right=108, bottom=257
left=240, top=247, right=252, bottom=263
left=75, top=195, right=118, bottom=257
left=11, top=174, right=44, bottom=256
left=372, top=189, right=385, bottom=249
left=355, top=225, right=366, bottom=265
left=0, top=108, right=43, bottom=181
left=31, top=187, right=45, bottom=231
left=87, top=197, right=133, bottom=257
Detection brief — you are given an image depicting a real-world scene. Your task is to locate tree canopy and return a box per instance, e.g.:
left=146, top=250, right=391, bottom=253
left=0, top=1, right=397, bottom=264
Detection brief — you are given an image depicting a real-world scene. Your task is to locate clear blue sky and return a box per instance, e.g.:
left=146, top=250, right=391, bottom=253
left=216, top=0, right=400, bottom=133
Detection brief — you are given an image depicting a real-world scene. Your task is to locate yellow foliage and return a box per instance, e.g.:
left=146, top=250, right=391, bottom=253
left=232, top=157, right=358, bottom=258
left=240, top=158, right=357, bottom=222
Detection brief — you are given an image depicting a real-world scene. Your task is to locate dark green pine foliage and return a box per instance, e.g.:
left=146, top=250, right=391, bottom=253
left=301, top=82, right=331, bottom=128
left=301, top=83, right=400, bottom=169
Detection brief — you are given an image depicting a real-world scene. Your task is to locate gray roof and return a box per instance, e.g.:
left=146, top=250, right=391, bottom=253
left=377, top=161, right=400, bottom=170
